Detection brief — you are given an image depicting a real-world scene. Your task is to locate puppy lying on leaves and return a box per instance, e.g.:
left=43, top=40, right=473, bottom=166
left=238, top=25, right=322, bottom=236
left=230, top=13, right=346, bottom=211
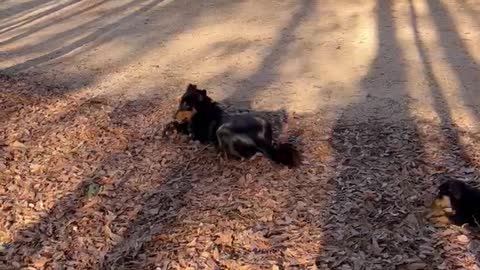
left=164, top=84, right=300, bottom=167
left=431, top=178, right=480, bottom=226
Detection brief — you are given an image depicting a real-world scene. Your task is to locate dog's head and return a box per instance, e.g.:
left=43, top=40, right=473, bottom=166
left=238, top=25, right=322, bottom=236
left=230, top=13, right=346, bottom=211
left=174, top=84, right=211, bottom=123
left=431, top=179, right=465, bottom=215
left=178, top=84, right=211, bottom=111
left=438, top=179, right=466, bottom=200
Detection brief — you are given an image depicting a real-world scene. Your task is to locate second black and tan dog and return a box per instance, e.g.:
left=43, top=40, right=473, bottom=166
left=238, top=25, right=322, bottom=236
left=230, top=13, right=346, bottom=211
left=166, top=84, right=300, bottom=167
left=431, top=178, right=480, bottom=227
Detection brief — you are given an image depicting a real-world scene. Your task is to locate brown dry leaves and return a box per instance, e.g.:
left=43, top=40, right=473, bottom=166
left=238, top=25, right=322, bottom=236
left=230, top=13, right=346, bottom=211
left=319, top=120, right=480, bottom=270
left=1, top=76, right=480, bottom=269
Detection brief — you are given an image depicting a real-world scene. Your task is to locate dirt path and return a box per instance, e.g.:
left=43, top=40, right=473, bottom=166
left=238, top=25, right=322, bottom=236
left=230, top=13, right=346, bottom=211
left=2, top=0, right=480, bottom=269
left=1, top=0, right=478, bottom=119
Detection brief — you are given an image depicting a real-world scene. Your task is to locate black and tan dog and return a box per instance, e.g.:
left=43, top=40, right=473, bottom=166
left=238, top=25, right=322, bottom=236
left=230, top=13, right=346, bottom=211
left=431, top=178, right=480, bottom=226
left=164, top=84, right=300, bottom=167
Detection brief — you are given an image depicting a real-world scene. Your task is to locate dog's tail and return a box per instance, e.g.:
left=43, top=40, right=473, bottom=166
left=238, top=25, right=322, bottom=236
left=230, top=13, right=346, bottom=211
left=257, top=141, right=301, bottom=168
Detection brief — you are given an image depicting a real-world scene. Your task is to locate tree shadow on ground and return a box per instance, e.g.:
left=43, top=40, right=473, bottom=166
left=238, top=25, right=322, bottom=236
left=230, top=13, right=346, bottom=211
left=0, top=0, right=56, bottom=23
left=0, top=0, right=85, bottom=35
left=408, top=0, right=475, bottom=175
left=0, top=85, right=198, bottom=268
left=459, top=0, right=480, bottom=29
left=0, top=0, right=108, bottom=46
left=221, top=0, right=316, bottom=109
left=1, top=0, right=165, bottom=73
left=315, top=0, right=480, bottom=269
left=0, top=0, right=241, bottom=96
left=426, top=0, right=480, bottom=117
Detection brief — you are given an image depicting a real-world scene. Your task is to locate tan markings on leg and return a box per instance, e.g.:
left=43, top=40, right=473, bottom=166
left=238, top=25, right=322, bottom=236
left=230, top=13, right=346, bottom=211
left=431, top=195, right=454, bottom=214
left=430, top=195, right=454, bottom=225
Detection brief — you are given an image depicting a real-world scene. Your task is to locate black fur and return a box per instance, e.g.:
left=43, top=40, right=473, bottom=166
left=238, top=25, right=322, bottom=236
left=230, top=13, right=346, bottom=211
left=173, top=84, right=300, bottom=167
left=162, top=121, right=189, bottom=137
left=179, top=84, right=223, bottom=143
left=434, top=178, right=480, bottom=226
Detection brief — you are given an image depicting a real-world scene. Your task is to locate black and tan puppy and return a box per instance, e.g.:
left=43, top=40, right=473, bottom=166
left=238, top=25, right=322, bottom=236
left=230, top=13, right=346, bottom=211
left=431, top=178, right=480, bottom=226
left=169, top=84, right=300, bottom=167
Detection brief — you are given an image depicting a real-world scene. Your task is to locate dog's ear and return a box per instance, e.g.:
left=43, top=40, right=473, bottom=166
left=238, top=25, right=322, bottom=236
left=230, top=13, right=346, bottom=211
left=198, top=89, right=212, bottom=103
left=186, top=84, right=197, bottom=92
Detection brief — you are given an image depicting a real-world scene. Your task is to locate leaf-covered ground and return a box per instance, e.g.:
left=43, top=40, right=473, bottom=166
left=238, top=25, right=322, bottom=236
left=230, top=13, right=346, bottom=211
left=1, top=76, right=480, bottom=269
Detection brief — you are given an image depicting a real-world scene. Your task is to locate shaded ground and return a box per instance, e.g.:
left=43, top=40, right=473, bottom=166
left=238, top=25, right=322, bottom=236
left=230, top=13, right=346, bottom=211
left=2, top=0, right=480, bottom=269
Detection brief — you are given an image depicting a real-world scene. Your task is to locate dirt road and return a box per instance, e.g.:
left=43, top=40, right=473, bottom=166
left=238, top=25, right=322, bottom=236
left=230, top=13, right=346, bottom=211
left=1, top=0, right=478, bottom=121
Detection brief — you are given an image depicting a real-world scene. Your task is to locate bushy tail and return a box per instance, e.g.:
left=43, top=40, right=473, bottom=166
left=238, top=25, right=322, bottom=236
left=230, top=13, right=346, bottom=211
left=257, top=141, right=301, bottom=168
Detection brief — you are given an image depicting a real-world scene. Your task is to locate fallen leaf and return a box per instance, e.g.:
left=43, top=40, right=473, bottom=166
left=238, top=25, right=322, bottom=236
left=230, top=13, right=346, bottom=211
left=406, top=262, right=427, bottom=270
left=212, top=247, right=220, bottom=261
left=104, top=224, right=123, bottom=243
left=200, top=251, right=210, bottom=258
left=10, top=140, right=27, bottom=149
left=186, top=238, right=197, bottom=247
left=0, top=231, right=11, bottom=243
left=30, top=163, right=42, bottom=173
left=457, top=235, right=469, bottom=244
left=371, top=236, right=383, bottom=254
left=32, top=256, right=49, bottom=268
left=215, top=231, right=233, bottom=247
